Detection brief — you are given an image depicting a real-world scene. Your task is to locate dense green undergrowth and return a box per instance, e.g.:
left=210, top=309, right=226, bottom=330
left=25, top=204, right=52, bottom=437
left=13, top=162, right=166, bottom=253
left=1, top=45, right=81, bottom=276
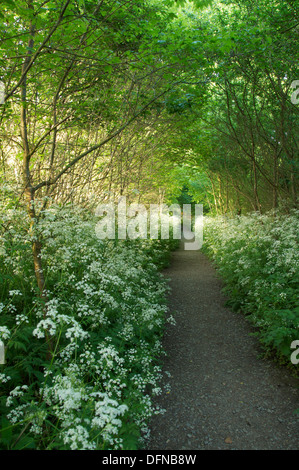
left=202, top=210, right=299, bottom=372
left=0, top=203, right=178, bottom=450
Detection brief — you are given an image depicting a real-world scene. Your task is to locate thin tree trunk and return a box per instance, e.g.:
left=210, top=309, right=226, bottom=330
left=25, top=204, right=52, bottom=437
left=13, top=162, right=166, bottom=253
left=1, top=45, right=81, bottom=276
left=20, top=4, right=52, bottom=358
left=252, top=158, right=261, bottom=212
left=273, top=150, right=278, bottom=211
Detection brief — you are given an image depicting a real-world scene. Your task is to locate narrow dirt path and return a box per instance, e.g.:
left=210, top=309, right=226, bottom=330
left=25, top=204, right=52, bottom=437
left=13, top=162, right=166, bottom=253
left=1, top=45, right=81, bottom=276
left=146, top=241, right=299, bottom=450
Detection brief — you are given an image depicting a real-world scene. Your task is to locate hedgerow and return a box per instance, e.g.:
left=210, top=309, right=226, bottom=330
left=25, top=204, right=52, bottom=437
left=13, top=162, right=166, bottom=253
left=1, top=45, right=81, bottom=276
left=202, top=210, right=299, bottom=369
left=0, top=202, right=177, bottom=450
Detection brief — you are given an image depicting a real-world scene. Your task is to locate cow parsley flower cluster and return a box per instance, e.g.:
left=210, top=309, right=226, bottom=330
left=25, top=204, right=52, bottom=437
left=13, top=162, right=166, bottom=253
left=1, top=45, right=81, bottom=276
left=203, top=210, right=299, bottom=362
left=0, top=203, right=177, bottom=449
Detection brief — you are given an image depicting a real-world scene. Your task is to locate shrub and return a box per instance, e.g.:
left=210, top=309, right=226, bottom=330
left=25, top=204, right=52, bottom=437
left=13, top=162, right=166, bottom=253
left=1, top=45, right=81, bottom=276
left=202, top=210, right=299, bottom=368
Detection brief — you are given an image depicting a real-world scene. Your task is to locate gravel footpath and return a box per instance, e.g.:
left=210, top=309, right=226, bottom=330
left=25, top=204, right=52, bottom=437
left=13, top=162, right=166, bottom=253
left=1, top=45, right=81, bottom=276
left=145, top=241, right=299, bottom=450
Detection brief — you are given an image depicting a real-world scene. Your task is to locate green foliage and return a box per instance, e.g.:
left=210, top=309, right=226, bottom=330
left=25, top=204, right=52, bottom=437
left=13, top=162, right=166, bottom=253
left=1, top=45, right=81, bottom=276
left=0, top=202, right=177, bottom=450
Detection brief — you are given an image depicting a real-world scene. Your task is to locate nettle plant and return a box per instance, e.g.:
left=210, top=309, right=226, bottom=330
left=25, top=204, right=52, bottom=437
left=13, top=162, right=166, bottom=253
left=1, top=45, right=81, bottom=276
left=0, top=200, right=176, bottom=450
left=203, top=210, right=299, bottom=368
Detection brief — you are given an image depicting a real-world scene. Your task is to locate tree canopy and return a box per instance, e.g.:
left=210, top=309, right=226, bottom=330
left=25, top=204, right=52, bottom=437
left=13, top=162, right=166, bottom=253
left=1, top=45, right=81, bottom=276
left=1, top=0, right=298, bottom=216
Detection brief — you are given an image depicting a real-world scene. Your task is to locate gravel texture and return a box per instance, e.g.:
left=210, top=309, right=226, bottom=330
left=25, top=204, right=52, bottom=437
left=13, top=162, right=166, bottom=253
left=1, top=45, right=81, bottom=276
left=145, top=241, right=299, bottom=450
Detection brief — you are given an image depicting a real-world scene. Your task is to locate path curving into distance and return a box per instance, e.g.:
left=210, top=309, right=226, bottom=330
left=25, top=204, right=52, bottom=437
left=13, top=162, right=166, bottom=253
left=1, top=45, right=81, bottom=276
left=146, top=239, right=299, bottom=450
